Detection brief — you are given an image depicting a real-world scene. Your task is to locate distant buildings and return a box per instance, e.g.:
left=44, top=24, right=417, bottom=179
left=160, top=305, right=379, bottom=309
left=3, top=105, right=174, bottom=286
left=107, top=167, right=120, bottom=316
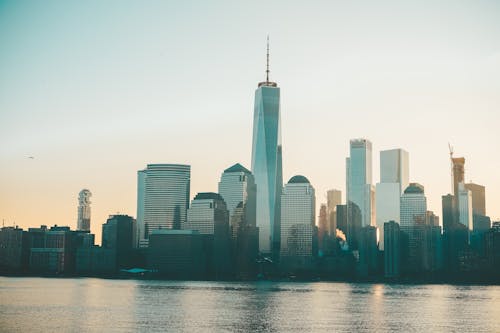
left=346, top=138, right=375, bottom=249
left=77, top=189, right=92, bottom=231
left=185, top=192, right=232, bottom=279
left=251, top=48, right=283, bottom=254
left=326, top=189, right=341, bottom=236
left=376, top=149, right=409, bottom=250
left=384, top=221, right=400, bottom=278
left=137, top=164, right=190, bottom=245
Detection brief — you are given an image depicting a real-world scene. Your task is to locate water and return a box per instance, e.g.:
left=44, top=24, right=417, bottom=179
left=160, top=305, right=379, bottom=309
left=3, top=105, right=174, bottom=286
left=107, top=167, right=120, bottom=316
left=0, top=277, right=499, bottom=332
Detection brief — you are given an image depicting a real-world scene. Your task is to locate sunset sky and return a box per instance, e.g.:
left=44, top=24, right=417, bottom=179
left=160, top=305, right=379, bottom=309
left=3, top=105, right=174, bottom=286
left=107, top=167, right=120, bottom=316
left=1, top=1, right=499, bottom=243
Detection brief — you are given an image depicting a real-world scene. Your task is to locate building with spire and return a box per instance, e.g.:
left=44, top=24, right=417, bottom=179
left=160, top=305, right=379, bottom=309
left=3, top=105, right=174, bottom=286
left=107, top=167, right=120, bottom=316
left=77, top=189, right=92, bottom=231
left=251, top=37, right=283, bottom=254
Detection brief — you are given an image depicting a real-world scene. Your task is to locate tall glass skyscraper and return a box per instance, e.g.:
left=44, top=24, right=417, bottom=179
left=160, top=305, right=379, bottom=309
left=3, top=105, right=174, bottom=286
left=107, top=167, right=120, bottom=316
left=346, top=139, right=375, bottom=247
left=251, top=42, right=282, bottom=254
left=136, top=164, right=190, bottom=244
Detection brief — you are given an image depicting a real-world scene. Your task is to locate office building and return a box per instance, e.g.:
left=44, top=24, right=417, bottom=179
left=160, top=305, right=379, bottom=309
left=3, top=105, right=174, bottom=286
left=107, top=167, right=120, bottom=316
left=185, top=192, right=231, bottom=278
left=465, top=183, right=486, bottom=216
left=102, top=215, right=136, bottom=270
left=280, top=176, right=316, bottom=265
left=136, top=164, right=190, bottom=242
left=77, top=189, right=92, bottom=231
left=457, top=183, right=473, bottom=232
left=326, top=189, right=341, bottom=236
left=185, top=193, right=229, bottom=235
left=147, top=229, right=207, bottom=279
left=251, top=41, right=283, bottom=253
left=218, top=163, right=256, bottom=229
left=346, top=139, right=375, bottom=249
left=384, top=221, right=400, bottom=278
left=376, top=149, right=409, bottom=250
left=400, top=183, right=427, bottom=274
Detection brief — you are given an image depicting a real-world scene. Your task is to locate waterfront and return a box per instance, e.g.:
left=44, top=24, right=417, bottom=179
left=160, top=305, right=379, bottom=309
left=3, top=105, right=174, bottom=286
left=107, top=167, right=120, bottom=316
left=0, top=277, right=499, bottom=332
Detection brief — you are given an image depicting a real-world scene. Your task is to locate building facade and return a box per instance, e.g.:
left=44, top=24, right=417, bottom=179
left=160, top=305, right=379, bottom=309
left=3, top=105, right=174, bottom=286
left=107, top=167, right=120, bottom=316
left=280, top=176, right=315, bottom=260
left=136, top=164, right=190, bottom=243
left=376, top=148, right=409, bottom=250
left=218, top=163, right=256, bottom=228
left=77, top=189, right=92, bottom=231
left=251, top=48, right=283, bottom=254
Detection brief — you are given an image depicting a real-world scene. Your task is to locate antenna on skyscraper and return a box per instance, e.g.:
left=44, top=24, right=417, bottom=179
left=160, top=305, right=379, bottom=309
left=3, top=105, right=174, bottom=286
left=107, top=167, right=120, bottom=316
left=266, top=35, right=270, bottom=83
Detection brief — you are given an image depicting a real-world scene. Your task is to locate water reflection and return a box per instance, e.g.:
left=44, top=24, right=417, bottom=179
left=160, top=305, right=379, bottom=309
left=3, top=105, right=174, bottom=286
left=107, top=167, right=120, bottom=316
left=0, top=278, right=499, bottom=333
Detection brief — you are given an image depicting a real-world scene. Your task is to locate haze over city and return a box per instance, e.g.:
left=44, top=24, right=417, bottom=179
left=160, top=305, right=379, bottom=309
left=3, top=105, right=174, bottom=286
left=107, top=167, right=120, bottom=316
left=1, top=0, right=499, bottom=243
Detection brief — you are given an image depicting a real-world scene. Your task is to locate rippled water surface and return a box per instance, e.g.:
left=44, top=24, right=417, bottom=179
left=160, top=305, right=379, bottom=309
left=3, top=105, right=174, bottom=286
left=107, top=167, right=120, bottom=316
left=1, top=277, right=499, bottom=332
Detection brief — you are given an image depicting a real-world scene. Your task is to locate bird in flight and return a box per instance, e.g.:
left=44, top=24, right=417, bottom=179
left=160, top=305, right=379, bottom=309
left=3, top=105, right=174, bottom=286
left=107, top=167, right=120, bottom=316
left=28, top=156, right=34, bottom=159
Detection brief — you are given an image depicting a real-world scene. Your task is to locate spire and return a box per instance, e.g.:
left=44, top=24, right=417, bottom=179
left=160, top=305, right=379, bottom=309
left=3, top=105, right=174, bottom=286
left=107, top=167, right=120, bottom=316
left=266, top=35, right=270, bottom=83
left=258, top=36, right=277, bottom=87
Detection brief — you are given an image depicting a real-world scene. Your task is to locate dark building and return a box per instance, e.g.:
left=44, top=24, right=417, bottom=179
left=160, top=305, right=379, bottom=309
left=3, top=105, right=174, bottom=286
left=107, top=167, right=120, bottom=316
left=471, top=214, right=491, bottom=256
left=102, top=214, right=136, bottom=271
left=358, top=225, right=379, bottom=277
left=336, top=204, right=348, bottom=237
left=76, top=246, right=116, bottom=275
left=29, top=226, right=79, bottom=274
left=442, top=194, right=468, bottom=273
left=347, top=203, right=362, bottom=251
left=484, top=222, right=500, bottom=277
left=384, top=221, right=400, bottom=279
left=147, top=229, right=207, bottom=279
left=0, top=227, right=30, bottom=272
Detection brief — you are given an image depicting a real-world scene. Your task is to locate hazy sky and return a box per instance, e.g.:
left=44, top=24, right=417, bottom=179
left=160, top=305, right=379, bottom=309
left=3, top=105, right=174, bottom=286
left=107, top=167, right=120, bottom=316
left=1, top=1, right=499, bottom=243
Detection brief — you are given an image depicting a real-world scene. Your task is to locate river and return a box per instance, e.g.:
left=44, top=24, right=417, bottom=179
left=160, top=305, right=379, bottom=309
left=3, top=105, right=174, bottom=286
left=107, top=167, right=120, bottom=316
left=0, top=277, right=499, bottom=332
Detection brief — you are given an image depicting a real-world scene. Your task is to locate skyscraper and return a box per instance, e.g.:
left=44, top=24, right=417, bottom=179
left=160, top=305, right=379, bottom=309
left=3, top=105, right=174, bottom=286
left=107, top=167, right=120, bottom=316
left=218, top=163, right=256, bottom=228
left=326, top=189, right=342, bottom=236
left=251, top=40, right=282, bottom=254
left=464, top=183, right=486, bottom=216
left=102, top=214, right=136, bottom=270
left=458, top=183, right=473, bottom=232
left=185, top=192, right=229, bottom=235
left=400, top=183, right=428, bottom=273
left=136, top=164, right=190, bottom=243
left=346, top=139, right=374, bottom=249
left=376, top=149, right=409, bottom=250
left=185, top=192, right=231, bottom=279
left=280, top=176, right=316, bottom=265
left=77, top=189, right=92, bottom=231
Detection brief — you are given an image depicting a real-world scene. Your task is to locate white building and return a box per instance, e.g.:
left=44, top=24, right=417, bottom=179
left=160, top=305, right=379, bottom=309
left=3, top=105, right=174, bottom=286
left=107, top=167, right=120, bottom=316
left=280, top=176, right=315, bottom=258
left=458, top=182, right=473, bottom=231
left=77, top=189, right=92, bottom=231
left=376, top=148, right=409, bottom=249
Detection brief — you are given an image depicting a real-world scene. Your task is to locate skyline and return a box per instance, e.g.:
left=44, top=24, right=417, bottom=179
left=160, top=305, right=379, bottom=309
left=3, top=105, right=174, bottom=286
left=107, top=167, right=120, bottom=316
left=1, top=1, right=500, bottom=243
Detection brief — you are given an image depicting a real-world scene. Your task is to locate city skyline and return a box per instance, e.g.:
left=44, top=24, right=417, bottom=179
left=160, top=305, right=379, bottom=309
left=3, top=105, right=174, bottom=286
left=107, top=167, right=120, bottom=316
left=1, top=1, right=499, bottom=243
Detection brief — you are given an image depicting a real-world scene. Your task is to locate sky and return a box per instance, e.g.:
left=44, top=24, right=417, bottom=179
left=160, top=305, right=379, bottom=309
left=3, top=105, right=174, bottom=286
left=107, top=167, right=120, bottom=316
left=1, top=0, right=499, bottom=244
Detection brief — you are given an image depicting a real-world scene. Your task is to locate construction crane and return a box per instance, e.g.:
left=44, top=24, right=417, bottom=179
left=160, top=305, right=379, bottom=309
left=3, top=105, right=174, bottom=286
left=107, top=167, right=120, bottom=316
left=448, top=143, right=454, bottom=194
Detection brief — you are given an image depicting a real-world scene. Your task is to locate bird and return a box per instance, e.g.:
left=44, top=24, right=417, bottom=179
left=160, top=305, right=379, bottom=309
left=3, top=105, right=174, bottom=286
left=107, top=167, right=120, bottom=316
left=28, top=156, right=34, bottom=159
